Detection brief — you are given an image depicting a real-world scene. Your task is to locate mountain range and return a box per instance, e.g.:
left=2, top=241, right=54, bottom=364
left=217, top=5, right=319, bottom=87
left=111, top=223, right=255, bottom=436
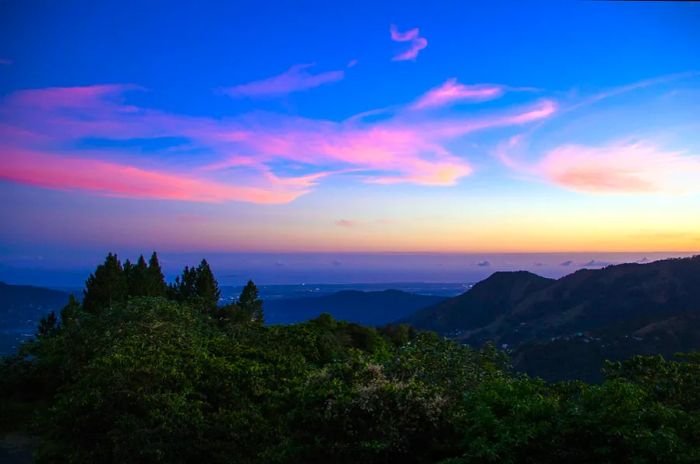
left=3, top=256, right=700, bottom=382
left=405, top=255, right=700, bottom=381
left=264, top=289, right=445, bottom=325
left=0, top=283, right=443, bottom=354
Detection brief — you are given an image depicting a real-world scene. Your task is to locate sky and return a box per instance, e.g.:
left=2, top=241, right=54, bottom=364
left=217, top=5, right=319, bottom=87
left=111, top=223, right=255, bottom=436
left=0, top=0, right=699, bottom=285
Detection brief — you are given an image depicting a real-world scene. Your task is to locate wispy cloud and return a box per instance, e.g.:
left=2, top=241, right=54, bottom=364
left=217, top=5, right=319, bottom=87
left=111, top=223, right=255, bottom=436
left=412, top=79, right=504, bottom=109
left=0, top=58, right=11, bottom=65
left=390, top=24, right=428, bottom=61
left=496, top=73, right=700, bottom=195
left=538, top=141, right=700, bottom=194
left=0, top=80, right=556, bottom=203
left=0, top=148, right=316, bottom=204
left=224, top=64, right=344, bottom=98
left=583, top=259, right=613, bottom=268
left=335, top=219, right=358, bottom=228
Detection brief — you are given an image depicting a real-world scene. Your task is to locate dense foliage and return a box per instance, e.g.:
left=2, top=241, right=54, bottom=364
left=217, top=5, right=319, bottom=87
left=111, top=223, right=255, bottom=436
left=1, top=253, right=699, bottom=463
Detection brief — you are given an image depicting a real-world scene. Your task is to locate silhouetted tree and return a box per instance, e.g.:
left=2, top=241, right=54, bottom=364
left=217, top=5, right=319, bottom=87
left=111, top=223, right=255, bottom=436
left=37, top=311, right=58, bottom=337
left=170, top=266, right=196, bottom=301
left=145, top=252, right=167, bottom=297
left=59, top=295, right=82, bottom=328
left=239, top=280, right=263, bottom=323
left=195, top=259, right=220, bottom=312
left=83, top=252, right=127, bottom=314
left=131, top=255, right=149, bottom=296
left=170, top=259, right=220, bottom=312
left=123, top=259, right=133, bottom=293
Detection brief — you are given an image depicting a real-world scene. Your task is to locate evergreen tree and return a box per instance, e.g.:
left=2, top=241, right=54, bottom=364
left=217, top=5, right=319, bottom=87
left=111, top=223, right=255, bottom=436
left=133, top=255, right=149, bottom=296
left=83, top=252, right=127, bottom=314
left=171, top=265, right=197, bottom=302
left=195, top=259, right=220, bottom=312
left=145, top=252, right=167, bottom=297
left=123, top=259, right=133, bottom=294
left=37, top=311, right=58, bottom=337
left=59, top=295, right=82, bottom=328
left=238, top=280, right=264, bottom=323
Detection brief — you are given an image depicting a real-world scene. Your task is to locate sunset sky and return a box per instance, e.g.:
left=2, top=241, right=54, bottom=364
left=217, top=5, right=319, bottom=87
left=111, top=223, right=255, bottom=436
left=1, top=1, right=699, bottom=285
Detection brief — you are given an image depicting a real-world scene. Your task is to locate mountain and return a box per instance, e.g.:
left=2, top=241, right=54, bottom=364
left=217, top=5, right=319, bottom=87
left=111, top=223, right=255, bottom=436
left=264, top=289, right=446, bottom=326
left=405, top=256, right=700, bottom=381
left=405, top=271, right=554, bottom=335
left=513, top=310, right=700, bottom=383
left=0, top=282, right=70, bottom=355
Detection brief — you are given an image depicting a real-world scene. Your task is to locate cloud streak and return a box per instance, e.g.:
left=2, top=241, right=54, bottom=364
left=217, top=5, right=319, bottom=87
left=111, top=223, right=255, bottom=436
left=0, top=148, right=319, bottom=204
left=335, top=219, right=358, bottom=228
left=496, top=73, right=700, bottom=195
left=0, top=80, right=557, bottom=203
left=390, top=25, right=428, bottom=61
left=538, top=141, right=700, bottom=194
left=412, top=79, right=504, bottom=109
left=224, top=64, right=344, bottom=98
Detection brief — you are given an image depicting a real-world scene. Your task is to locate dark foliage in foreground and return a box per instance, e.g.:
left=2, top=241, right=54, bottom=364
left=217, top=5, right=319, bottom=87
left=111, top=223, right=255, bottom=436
left=1, top=253, right=699, bottom=463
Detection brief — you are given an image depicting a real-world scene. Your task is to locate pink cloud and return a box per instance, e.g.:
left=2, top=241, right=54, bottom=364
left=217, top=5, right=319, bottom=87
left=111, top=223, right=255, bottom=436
left=335, top=219, right=358, bottom=228
left=0, top=148, right=315, bottom=204
left=0, top=81, right=557, bottom=202
left=0, top=58, right=11, bottom=65
left=5, top=84, right=137, bottom=109
left=224, top=64, right=344, bottom=98
left=538, top=141, right=700, bottom=194
left=390, top=25, right=428, bottom=61
left=412, top=79, right=504, bottom=109
left=494, top=73, right=700, bottom=194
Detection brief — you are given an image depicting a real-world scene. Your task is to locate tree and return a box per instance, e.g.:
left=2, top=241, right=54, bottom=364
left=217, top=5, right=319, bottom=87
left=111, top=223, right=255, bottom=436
left=238, top=280, right=263, bottom=323
left=83, top=253, right=127, bottom=314
left=145, top=252, right=168, bottom=297
left=131, top=255, right=149, bottom=296
left=195, top=259, right=220, bottom=312
left=59, top=295, right=82, bottom=327
left=170, top=265, right=197, bottom=302
left=170, top=259, right=220, bottom=313
left=37, top=312, right=58, bottom=337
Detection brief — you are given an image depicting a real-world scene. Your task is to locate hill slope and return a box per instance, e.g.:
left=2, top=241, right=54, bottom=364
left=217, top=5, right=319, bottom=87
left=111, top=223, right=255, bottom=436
left=405, top=256, right=700, bottom=381
left=265, top=289, right=446, bottom=325
left=0, top=282, right=70, bottom=354
left=405, top=271, right=554, bottom=335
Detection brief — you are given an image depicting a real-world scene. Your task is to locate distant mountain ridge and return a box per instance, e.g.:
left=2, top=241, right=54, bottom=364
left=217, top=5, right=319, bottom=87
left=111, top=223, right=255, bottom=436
left=265, top=289, right=446, bottom=326
left=405, top=271, right=554, bottom=335
left=0, top=281, right=70, bottom=354
left=404, top=256, right=700, bottom=381
left=0, top=282, right=444, bottom=354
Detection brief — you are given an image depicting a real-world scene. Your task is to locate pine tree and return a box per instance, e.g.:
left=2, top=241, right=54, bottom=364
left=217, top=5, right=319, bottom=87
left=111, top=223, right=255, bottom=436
left=145, top=252, right=167, bottom=297
left=169, top=259, right=220, bottom=312
left=83, top=252, right=127, bottom=314
left=171, top=265, right=197, bottom=302
left=195, top=259, right=220, bottom=312
left=123, top=259, right=134, bottom=294
left=131, top=255, right=149, bottom=296
left=238, top=280, right=264, bottom=323
left=38, top=311, right=58, bottom=337
left=60, top=294, right=82, bottom=328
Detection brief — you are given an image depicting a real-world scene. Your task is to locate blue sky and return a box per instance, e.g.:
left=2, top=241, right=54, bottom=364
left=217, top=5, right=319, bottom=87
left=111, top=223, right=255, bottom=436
left=0, top=1, right=699, bottom=285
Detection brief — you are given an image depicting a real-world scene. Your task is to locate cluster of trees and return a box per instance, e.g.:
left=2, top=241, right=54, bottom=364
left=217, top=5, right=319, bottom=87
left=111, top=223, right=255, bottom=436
left=1, top=253, right=700, bottom=463
left=41, top=253, right=263, bottom=333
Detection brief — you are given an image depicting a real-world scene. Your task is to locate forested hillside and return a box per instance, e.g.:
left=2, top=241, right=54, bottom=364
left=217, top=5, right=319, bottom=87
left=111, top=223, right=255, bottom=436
left=406, top=256, right=700, bottom=381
